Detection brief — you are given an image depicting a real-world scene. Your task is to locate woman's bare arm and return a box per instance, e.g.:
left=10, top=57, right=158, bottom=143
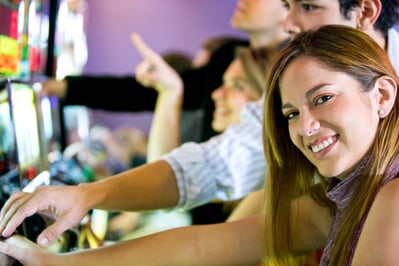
left=0, top=216, right=263, bottom=266
left=352, top=178, right=399, bottom=264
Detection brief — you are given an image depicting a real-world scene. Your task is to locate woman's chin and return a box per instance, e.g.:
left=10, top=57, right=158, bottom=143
left=212, top=121, right=229, bottom=133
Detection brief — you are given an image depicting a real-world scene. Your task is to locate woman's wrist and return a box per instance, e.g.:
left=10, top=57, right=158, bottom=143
left=77, top=182, right=105, bottom=211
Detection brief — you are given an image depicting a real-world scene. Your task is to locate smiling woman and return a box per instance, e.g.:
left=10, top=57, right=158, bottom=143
left=263, top=24, right=399, bottom=265
left=280, top=56, right=380, bottom=178
left=211, top=46, right=275, bottom=132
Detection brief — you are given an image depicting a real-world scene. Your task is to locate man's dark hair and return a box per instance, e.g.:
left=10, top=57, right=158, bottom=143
left=338, top=0, right=399, bottom=36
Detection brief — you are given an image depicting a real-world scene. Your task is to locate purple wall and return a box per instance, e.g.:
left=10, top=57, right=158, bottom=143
left=83, top=0, right=246, bottom=75
left=82, top=1, right=247, bottom=133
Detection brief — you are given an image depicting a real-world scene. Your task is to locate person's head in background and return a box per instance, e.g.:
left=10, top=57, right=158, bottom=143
left=282, top=0, right=399, bottom=49
left=162, top=51, right=193, bottom=74
left=263, top=24, right=399, bottom=265
left=211, top=46, right=277, bottom=132
left=230, top=0, right=290, bottom=48
left=191, top=36, right=245, bottom=68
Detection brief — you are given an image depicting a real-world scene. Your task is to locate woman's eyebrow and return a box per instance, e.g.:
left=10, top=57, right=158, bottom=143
left=280, top=83, right=330, bottom=109
left=305, top=83, right=330, bottom=98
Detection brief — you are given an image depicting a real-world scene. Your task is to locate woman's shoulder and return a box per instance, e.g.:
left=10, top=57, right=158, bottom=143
left=363, top=178, right=399, bottom=223
left=376, top=177, right=399, bottom=202
left=353, top=177, right=399, bottom=264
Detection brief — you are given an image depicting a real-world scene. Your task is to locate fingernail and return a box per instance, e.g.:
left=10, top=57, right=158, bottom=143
left=39, top=236, right=49, bottom=246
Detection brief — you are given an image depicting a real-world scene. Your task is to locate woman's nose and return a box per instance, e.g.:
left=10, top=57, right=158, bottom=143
left=300, top=112, right=320, bottom=137
left=211, top=86, right=226, bottom=100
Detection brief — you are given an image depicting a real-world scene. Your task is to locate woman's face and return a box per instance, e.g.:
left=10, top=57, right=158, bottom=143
left=211, top=58, right=260, bottom=132
left=279, top=56, right=380, bottom=179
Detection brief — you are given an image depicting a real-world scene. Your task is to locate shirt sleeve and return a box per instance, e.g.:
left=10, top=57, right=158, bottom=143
left=162, top=99, right=266, bottom=210
left=64, top=75, right=158, bottom=111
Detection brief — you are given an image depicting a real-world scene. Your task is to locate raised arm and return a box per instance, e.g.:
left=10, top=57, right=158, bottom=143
left=132, top=33, right=184, bottom=162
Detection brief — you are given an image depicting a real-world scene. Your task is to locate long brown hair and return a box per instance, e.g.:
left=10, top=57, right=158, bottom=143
left=262, top=25, right=399, bottom=265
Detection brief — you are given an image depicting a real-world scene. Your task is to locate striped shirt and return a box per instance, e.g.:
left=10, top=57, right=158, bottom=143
left=162, top=99, right=266, bottom=210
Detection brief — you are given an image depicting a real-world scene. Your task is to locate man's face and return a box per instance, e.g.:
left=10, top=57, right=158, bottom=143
left=282, top=0, right=359, bottom=36
left=231, top=0, right=288, bottom=33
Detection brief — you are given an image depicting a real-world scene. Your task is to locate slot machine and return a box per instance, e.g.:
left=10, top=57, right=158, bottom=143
left=0, top=0, right=62, bottom=193
left=0, top=80, right=49, bottom=250
left=1, top=0, right=108, bottom=257
left=0, top=0, right=79, bottom=257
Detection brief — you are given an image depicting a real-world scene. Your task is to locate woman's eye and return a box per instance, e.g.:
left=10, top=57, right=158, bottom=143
left=232, top=82, right=244, bottom=92
left=282, top=1, right=290, bottom=10
left=285, top=111, right=298, bottom=120
left=315, top=95, right=333, bottom=105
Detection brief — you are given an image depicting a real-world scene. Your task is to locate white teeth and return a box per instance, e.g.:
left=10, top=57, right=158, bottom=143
left=310, top=137, right=333, bottom=153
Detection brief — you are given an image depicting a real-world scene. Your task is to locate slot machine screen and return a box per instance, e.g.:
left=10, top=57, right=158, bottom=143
left=32, top=81, right=62, bottom=164
left=9, top=81, right=42, bottom=185
left=0, top=82, right=15, bottom=177
left=0, top=80, right=22, bottom=197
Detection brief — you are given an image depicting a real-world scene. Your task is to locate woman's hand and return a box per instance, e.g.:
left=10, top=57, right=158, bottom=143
left=0, top=235, right=55, bottom=266
left=0, top=186, right=90, bottom=247
left=132, top=33, right=183, bottom=97
left=40, top=78, right=68, bottom=98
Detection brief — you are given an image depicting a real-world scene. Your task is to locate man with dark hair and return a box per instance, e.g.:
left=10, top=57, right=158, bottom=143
left=282, top=0, right=399, bottom=73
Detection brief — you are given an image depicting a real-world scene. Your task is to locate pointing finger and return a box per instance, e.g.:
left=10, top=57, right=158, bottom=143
left=130, top=32, right=162, bottom=64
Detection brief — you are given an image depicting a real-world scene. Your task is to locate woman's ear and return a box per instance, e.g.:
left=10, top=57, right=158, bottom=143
left=374, top=75, right=397, bottom=118
left=356, top=0, right=381, bottom=30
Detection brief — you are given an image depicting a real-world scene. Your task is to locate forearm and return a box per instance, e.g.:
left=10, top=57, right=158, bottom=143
left=147, top=88, right=183, bottom=163
left=226, top=189, right=264, bottom=222
left=80, top=160, right=179, bottom=212
left=54, top=216, right=262, bottom=266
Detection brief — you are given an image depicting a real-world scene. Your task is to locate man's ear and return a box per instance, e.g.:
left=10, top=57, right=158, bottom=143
left=375, top=75, right=397, bottom=118
left=356, top=0, right=381, bottom=30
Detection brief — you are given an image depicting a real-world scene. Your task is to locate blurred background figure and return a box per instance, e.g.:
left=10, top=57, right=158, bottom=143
left=191, top=35, right=241, bottom=69
left=55, top=0, right=88, bottom=78
left=56, top=0, right=91, bottom=145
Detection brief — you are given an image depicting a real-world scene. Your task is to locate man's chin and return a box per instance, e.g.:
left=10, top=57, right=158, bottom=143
left=230, top=20, right=248, bottom=32
left=230, top=16, right=243, bottom=27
